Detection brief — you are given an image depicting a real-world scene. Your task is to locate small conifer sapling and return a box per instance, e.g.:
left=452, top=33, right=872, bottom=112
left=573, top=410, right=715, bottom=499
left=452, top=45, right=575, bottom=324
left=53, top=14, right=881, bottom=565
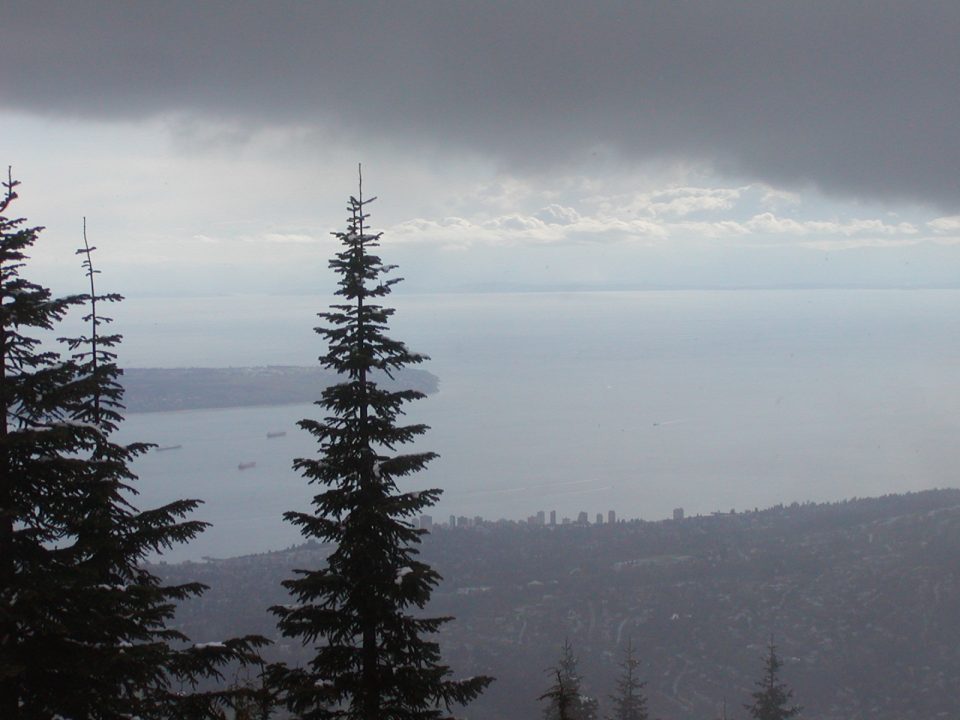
left=744, top=638, right=801, bottom=720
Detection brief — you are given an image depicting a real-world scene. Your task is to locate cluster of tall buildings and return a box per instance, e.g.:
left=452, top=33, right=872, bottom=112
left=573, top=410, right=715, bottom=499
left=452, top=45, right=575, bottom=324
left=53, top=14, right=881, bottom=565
left=418, top=508, right=622, bottom=530
left=548, top=509, right=616, bottom=526
left=415, top=514, right=484, bottom=530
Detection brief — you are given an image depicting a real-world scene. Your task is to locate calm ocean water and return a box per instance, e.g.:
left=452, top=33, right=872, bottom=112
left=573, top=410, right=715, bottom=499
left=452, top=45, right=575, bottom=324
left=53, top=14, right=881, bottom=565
left=105, top=290, right=960, bottom=562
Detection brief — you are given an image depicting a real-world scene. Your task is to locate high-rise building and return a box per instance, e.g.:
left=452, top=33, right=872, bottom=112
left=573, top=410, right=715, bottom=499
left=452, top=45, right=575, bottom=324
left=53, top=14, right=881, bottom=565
left=673, top=507, right=684, bottom=521
left=577, top=511, right=588, bottom=524
left=550, top=510, right=557, bottom=526
left=449, top=514, right=456, bottom=528
left=419, top=515, right=433, bottom=531
left=608, top=509, right=616, bottom=524
left=536, top=510, right=545, bottom=525
left=596, top=512, right=603, bottom=525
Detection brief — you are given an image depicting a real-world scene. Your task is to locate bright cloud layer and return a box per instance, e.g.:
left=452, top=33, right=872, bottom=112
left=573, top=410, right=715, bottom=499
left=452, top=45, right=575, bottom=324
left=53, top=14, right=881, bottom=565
left=384, top=185, right=932, bottom=252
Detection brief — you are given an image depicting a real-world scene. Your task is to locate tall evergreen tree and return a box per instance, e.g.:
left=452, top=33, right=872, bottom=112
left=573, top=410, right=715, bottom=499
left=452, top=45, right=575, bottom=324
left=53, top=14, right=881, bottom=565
left=607, top=639, right=647, bottom=720
left=272, top=172, right=491, bottom=720
left=744, top=639, right=801, bottom=720
left=56, top=220, right=267, bottom=718
left=0, top=172, right=264, bottom=719
left=0, top=168, right=84, bottom=718
left=542, top=640, right=598, bottom=720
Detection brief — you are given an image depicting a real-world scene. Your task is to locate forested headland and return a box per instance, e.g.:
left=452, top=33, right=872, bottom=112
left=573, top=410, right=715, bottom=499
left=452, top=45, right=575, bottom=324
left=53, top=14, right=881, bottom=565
left=122, top=366, right=438, bottom=413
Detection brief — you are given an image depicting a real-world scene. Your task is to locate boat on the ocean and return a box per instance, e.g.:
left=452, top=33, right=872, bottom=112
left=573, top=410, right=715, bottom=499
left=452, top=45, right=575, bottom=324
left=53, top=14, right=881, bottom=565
left=155, top=445, right=182, bottom=452
left=238, top=461, right=256, bottom=471
left=266, top=431, right=287, bottom=439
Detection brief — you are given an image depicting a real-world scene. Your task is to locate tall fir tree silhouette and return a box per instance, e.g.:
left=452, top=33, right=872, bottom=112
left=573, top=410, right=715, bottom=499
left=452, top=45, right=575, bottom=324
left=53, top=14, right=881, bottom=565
left=0, top=168, right=86, bottom=719
left=272, top=170, right=490, bottom=720
left=58, top=220, right=267, bottom=718
left=0, top=174, right=265, bottom=719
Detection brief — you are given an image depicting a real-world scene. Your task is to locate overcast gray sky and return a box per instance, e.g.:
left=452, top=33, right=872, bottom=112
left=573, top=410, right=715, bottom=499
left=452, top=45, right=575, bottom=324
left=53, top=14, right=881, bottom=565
left=2, top=1, right=959, bottom=295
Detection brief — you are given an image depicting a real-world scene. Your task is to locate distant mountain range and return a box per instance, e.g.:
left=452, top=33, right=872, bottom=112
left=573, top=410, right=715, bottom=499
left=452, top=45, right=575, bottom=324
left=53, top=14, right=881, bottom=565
left=122, top=366, right=439, bottom=413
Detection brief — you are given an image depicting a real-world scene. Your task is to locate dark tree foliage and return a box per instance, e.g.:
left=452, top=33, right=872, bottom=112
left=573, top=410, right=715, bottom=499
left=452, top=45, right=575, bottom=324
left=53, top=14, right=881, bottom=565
left=228, top=661, right=287, bottom=720
left=0, top=169, right=86, bottom=720
left=60, top=221, right=268, bottom=718
left=272, top=174, right=491, bottom=720
left=607, top=639, right=648, bottom=720
left=540, top=669, right=576, bottom=720
left=542, top=640, right=598, bottom=720
left=0, top=173, right=265, bottom=719
left=744, top=639, right=801, bottom=720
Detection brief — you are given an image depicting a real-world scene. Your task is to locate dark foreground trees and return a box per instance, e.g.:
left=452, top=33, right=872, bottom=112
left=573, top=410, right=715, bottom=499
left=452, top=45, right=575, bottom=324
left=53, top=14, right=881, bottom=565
left=607, top=639, right=647, bottom=720
left=0, top=168, right=85, bottom=719
left=540, top=669, right=577, bottom=720
left=744, top=639, right=801, bottom=720
left=541, top=640, right=598, bottom=720
left=272, top=175, right=490, bottom=719
left=0, top=173, right=264, bottom=718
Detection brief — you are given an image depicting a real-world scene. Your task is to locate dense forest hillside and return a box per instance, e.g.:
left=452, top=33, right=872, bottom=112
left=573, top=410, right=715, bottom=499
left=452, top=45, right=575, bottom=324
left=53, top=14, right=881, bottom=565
left=156, top=489, right=960, bottom=720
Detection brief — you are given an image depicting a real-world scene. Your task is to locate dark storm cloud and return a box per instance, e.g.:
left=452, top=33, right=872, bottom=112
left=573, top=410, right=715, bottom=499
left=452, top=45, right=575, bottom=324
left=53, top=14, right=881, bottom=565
left=3, top=1, right=959, bottom=209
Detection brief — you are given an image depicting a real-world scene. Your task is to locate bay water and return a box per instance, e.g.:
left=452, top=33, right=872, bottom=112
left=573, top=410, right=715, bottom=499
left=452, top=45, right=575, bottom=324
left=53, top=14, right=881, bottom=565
left=105, top=290, right=960, bottom=562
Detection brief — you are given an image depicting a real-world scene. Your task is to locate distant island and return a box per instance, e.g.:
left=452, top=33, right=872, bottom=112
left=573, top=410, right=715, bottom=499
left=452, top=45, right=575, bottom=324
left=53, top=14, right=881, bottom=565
left=122, top=366, right=439, bottom=413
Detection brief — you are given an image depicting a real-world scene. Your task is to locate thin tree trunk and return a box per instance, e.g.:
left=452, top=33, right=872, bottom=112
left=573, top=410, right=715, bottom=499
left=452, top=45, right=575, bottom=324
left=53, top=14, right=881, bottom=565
left=355, top=166, right=379, bottom=720
left=83, top=218, right=100, bottom=422
left=0, top=310, right=16, bottom=719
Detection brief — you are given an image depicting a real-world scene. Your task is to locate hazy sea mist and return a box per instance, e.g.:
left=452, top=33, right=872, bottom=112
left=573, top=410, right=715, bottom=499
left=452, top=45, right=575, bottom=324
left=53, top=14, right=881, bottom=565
left=106, top=290, right=960, bottom=562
